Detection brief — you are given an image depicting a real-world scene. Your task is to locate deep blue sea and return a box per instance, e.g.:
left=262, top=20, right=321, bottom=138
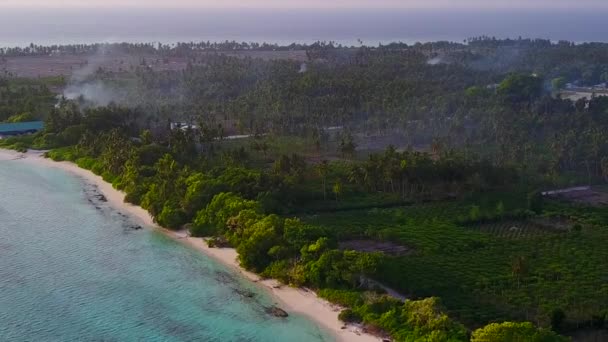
left=0, top=8, right=606, bottom=48
left=0, top=158, right=332, bottom=341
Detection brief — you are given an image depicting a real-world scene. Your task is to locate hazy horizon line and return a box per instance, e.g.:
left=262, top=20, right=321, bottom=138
left=1, top=6, right=607, bottom=11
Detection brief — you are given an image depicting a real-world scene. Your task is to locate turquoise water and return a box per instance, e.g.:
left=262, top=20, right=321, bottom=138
left=0, top=159, right=332, bottom=342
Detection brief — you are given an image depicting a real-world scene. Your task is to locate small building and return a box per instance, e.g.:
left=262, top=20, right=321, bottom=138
left=559, top=87, right=608, bottom=103
left=170, top=122, right=198, bottom=132
left=0, top=121, right=44, bottom=138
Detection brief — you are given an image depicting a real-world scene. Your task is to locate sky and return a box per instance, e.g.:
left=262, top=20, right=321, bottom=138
left=0, top=0, right=607, bottom=9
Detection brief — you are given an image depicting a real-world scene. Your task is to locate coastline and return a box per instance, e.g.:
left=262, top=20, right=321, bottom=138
left=0, top=148, right=380, bottom=342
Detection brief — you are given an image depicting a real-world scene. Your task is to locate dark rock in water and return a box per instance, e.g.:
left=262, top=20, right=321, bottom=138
left=215, top=271, right=237, bottom=285
left=97, top=194, right=107, bottom=202
left=131, top=225, right=143, bottom=230
left=233, top=288, right=256, bottom=298
left=265, top=306, right=289, bottom=318
left=94, top=206, right=102, bottom=210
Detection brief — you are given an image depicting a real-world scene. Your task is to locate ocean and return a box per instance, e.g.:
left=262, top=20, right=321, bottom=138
left=0, top=8, right=607, bottom=48
left=0, top=158, right=332, bottom=341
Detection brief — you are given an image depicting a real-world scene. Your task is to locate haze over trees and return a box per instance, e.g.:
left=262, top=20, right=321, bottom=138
left=3, top=37, right=608, bottom=341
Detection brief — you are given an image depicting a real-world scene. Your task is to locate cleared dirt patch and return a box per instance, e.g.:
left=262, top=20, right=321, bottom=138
left=1, top=50, right=308, bottom=79
left=339, top=240, right=412, bottom=256
left=1, top=54, right=189, bottom=78
left=529, top=216, right=574, bottom=232
left=544, top=186, right=608, bottom=207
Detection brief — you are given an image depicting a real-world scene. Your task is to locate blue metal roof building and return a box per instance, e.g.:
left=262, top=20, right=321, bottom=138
left=0, top=121, right=44, bottom=137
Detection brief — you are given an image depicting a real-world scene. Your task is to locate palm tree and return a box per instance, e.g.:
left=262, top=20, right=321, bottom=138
left=316, top=160, right=329, bottom=200
left=332, top=180, right=342, bottom=202
left=400, top=159, right=408, bottom=198
left=511, top=256, right=528, bottom=288
left=601, top=157, right=608, bottom=183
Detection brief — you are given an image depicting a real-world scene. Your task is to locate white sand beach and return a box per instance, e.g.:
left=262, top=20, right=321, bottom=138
left=0, top=148, right=381, bottom=342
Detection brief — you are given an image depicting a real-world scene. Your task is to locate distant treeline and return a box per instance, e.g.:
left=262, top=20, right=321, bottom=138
left=0, top=40, right=355, bottom=58
left=3, top=36, right=608, bottom=186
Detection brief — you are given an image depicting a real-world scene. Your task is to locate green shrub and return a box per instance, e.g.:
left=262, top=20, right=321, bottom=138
left=76, top=157, right=96, bottom=170
left=124, top=189, right=144, bottom=205
left=33, top=132, right=66, bottom=149
left=528, top=191, right=544, bottom=214
left=261, top=260, right=292, bottom=284
left=5, top=112, right=36, bottom=123
left=472, top=321, right=567, bottom=342
left=157, top=202, right=187, bottom=230
left=338, top=309, right=363, bottom=323
left=91, top=162, right=104, bottom=175
left=11, top=142, right=28, bottom=153
left=192, top=192, right=259, bottom=235
left=550, top=308, right=566, bottom=332
left=189, top=221, right=217, bottom=237
left=101, top=171, right=117, bottom=184
left=59, top=125, right=86, bottom=146
left=318, top=289, right=364, bottom=307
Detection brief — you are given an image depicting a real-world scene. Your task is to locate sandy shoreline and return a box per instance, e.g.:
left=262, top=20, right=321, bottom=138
left=0, top=148, right=380, bottom=342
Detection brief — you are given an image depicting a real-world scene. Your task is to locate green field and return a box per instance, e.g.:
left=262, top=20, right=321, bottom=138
left=302, top=198, right=608, bottom=332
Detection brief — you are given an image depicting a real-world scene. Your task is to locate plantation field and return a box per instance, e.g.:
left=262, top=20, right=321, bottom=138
left=467, top=218, right=571, bottom=239
left=302, top=199, right=608, bottom=332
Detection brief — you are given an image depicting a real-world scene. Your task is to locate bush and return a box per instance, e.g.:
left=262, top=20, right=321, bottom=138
left=469, top=205, right=481, bottom=221
left=207, top=236, right=230, bottom=248
left=318, top=289, right=364, bottom=307
left=46, top=150, right=64, bottom=161
left=192, top=192, right=260, bottom=235
left=124, top=190, right=143, bottom=205
left=550, top=308, right=566, bottom=332
left=261, top=260, right=292, bottom=284
left=11, top=142, right=28, bottom=153
left=101, top=171, right=118, bottom=184
left=472, top=321, right=567, bottom=342
left=528, top=191, right=544, bottom=214
left=338, top=309, right=362, bottom=323
left=190, top=222, right=218, bottom=237
left=157, top=202, right=187, bottom=230
left=76, top=157, right=97, bottom=170
left=46, top=147, right=78, bottom=161
left=60, top=125, right=86, bottom=146
left=6, top=112, right=35, bottom=123
left=591, top=311, right=606, bottom=328
left=91, top=162, right=104, bottom=175
left=33, top=132, right=63, bottom=149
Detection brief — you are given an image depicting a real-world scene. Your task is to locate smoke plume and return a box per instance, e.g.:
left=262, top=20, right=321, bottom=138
left=61, top=45, right=129, bottom=107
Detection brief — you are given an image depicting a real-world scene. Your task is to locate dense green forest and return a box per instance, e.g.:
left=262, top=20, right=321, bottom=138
left=0, top=77, right=58, bottom=122
left=2, top=38, right=608, bottom=341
